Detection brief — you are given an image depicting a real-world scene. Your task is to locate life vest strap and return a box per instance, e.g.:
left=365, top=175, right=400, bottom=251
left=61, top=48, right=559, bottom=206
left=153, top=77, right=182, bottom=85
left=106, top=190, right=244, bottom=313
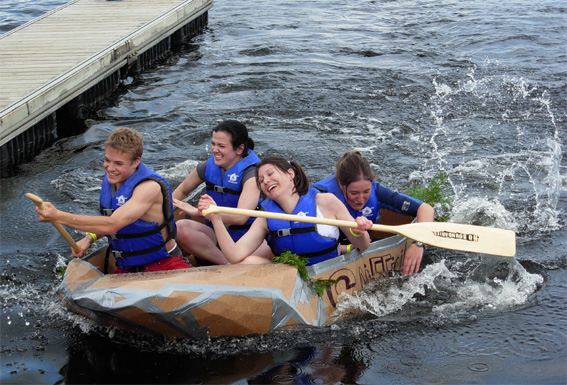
left=269, top=226, right=316, bottom=238
left=298, top=242, right=339, bottom=259
left=205, top=181, right=240, bottom=196
left=226, top=223, right=252, bottom=231
left=100, top=208, right=114, bottom=216
left=109, top=228, right=176, bottom=260
left=111, top=243, right=164, bottom=259
left=108, top=213, right=175, bottom=240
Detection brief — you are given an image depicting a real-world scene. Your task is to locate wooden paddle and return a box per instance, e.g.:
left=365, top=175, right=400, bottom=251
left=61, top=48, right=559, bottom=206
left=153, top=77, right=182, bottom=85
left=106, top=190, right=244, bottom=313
left=26, top=193, right=81, bottom=253
left=201, top=205, right=516, bottom=257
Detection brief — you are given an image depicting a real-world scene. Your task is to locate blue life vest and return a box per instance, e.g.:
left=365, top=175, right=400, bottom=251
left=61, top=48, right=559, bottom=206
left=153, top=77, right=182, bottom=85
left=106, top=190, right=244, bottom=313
left=313, top=175, right=423, bottom=241
left=204, top=150, right=261, bottom=240
left=262, top=188, right=339, bottom=266
left=99, top=162, right=176, bottom=270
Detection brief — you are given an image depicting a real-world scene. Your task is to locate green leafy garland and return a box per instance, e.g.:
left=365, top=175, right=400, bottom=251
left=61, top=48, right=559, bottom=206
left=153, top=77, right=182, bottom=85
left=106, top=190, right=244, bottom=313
left=406, top=171, right=453, bottom=222
left=272, top=250, right=337, bottom=297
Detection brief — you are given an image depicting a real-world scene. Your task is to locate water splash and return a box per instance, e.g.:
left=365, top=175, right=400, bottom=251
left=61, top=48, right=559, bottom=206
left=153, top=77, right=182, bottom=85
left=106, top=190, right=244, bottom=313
left=332, top=261, right=456, bottom=319
left=158, top=159, right=199, bottom=182
left=42, top=289, right=98, bottom=335
left=50, top=170, right=103, bottom=205
left=0, top=251, right=99, bottom=345
left=425, top=64, right=563, bottom=235
left=331, top=257, right=543, bottom=323
left=433, top=259, right=544, bottom=314
left=451, top=197, right=518, bottom=231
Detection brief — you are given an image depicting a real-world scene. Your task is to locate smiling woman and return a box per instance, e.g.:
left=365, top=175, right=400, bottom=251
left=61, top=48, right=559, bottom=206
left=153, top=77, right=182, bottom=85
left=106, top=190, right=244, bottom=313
left=312, top=151, right=435, bottom=276
left=188, top=156, right=374, bottom=265
left=172, top=120, right=273, bottom=265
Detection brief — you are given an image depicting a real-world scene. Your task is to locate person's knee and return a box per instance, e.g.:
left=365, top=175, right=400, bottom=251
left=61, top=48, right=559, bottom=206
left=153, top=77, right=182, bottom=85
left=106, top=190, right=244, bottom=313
left=255, top=242, right=274, bottom=259
left=175, top=220, right=197, bottom=244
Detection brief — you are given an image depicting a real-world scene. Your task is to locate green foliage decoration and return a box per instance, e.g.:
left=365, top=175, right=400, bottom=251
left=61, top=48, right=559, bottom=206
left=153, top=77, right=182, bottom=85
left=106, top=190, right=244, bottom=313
left=406, top=171, right=453, bottom=222
left=272, top=250, right=338, bottom=297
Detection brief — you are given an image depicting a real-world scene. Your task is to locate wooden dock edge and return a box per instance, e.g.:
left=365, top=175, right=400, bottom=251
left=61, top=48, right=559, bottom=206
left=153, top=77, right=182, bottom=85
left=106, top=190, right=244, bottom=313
left=0, top=0, right=212, bottom=178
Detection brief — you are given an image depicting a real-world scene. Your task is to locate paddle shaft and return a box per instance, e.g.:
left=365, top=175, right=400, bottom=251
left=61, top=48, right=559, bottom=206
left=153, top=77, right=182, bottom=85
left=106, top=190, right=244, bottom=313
left=26, top=193, right=81, bottom=253
left=202, top=205, right=516, bottom=257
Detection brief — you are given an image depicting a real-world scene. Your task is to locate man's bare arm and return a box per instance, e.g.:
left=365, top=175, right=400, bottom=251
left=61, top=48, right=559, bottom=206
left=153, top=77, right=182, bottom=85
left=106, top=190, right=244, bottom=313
left=36, top=181, right=162, bottom=235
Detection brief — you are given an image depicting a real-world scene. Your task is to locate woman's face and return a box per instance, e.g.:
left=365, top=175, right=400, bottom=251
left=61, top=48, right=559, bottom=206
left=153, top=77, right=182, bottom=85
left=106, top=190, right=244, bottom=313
left=257, top=164, right=294, bottom=200
left=340, top=179, right=372, bottom=211
left=211, top=130, right=243, bottom=170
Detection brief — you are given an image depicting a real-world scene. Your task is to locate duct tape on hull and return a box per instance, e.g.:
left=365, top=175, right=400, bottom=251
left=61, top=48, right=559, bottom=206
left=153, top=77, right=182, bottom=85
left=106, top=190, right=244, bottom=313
left=60, top=255, right=325, bottom=338
left=60, top=232, right=407, bottom=338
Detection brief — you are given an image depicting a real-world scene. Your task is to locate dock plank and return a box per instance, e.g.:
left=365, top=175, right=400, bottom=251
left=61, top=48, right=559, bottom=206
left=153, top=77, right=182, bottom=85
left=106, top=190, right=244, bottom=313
left=0, top=0, right=212, bottom=146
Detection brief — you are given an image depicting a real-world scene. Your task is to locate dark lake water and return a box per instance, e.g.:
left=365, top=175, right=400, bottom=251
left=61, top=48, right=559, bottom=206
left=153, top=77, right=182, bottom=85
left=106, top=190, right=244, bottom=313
left=1, top=0, right=566, bottom=384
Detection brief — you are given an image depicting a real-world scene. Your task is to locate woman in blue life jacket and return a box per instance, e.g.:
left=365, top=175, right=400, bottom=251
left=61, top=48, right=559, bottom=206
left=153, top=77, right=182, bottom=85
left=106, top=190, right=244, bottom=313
left=312, top=151, right=435, bottom=276
left=172, top=120, right=272, bottom=265
left=186, top=156, right=373, bottom=265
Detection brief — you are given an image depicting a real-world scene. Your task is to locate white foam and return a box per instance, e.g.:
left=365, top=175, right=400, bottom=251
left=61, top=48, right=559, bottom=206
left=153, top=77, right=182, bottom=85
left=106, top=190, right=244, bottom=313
left=332, top=261, right=456, bottom=319
left=331, top=258, right=543, bottom=322
left=156, top=159, right=199, bottom=181
left=432, top=263, right=544, bottom=313
left=451, top=197, right=519, bottom=231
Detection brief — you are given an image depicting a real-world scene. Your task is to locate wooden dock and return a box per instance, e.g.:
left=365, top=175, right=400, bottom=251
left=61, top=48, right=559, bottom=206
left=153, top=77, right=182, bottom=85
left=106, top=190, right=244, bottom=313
left=0, top=0, right=212, bottom=177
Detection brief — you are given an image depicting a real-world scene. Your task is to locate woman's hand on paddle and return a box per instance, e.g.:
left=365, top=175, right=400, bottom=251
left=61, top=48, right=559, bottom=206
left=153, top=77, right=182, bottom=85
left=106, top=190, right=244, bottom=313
left=352, top=216, right=373, bottom=235
left=197, top=194, right=217, bottom=218
left=403, top=243, right=424, bottom=276
left=34, top=201, right=60, bottom=223
left=342, top=216, right=372, bottom=252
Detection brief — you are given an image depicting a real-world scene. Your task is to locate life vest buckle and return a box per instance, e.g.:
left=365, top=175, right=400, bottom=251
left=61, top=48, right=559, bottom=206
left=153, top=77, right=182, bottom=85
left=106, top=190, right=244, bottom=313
left=213, top=185, right=224, bottom=193
left=276, top=228, right=291, bottom=237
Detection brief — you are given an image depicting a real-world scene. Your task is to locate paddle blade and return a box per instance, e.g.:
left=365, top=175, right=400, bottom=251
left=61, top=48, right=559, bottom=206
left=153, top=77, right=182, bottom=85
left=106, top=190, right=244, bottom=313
left=391, top=222, right=516, bottom=257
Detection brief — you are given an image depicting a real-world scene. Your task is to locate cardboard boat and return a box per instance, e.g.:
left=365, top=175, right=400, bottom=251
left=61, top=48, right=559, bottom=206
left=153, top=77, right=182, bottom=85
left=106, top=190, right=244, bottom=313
left=59, top=210, right=411, bottom=338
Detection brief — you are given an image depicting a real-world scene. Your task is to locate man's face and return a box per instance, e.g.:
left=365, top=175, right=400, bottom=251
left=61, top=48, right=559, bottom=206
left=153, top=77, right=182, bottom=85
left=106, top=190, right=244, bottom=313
left=103, top=147, right=140, bottom=187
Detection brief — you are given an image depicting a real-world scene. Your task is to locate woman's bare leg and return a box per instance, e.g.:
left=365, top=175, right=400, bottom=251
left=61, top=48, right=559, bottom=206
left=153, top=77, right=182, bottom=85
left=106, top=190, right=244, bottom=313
left=175, top=219, right=230, bottom=265
left=252, top=240, right=274, bottom=260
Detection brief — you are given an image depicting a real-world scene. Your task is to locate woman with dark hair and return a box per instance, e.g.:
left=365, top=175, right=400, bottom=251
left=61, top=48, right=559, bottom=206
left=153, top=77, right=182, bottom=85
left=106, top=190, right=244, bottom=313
left=189, top=156, right=373, bottom=265
left=172, top=120, right=272, bottom=264
left=312, top=151, right=434, bottom=276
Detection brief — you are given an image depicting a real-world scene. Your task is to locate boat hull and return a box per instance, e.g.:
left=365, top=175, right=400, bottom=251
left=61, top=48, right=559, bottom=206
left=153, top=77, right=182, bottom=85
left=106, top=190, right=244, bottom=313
left=60, top=237, right=408, bottom=338
left=60, top=210, right=410, bottom=338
